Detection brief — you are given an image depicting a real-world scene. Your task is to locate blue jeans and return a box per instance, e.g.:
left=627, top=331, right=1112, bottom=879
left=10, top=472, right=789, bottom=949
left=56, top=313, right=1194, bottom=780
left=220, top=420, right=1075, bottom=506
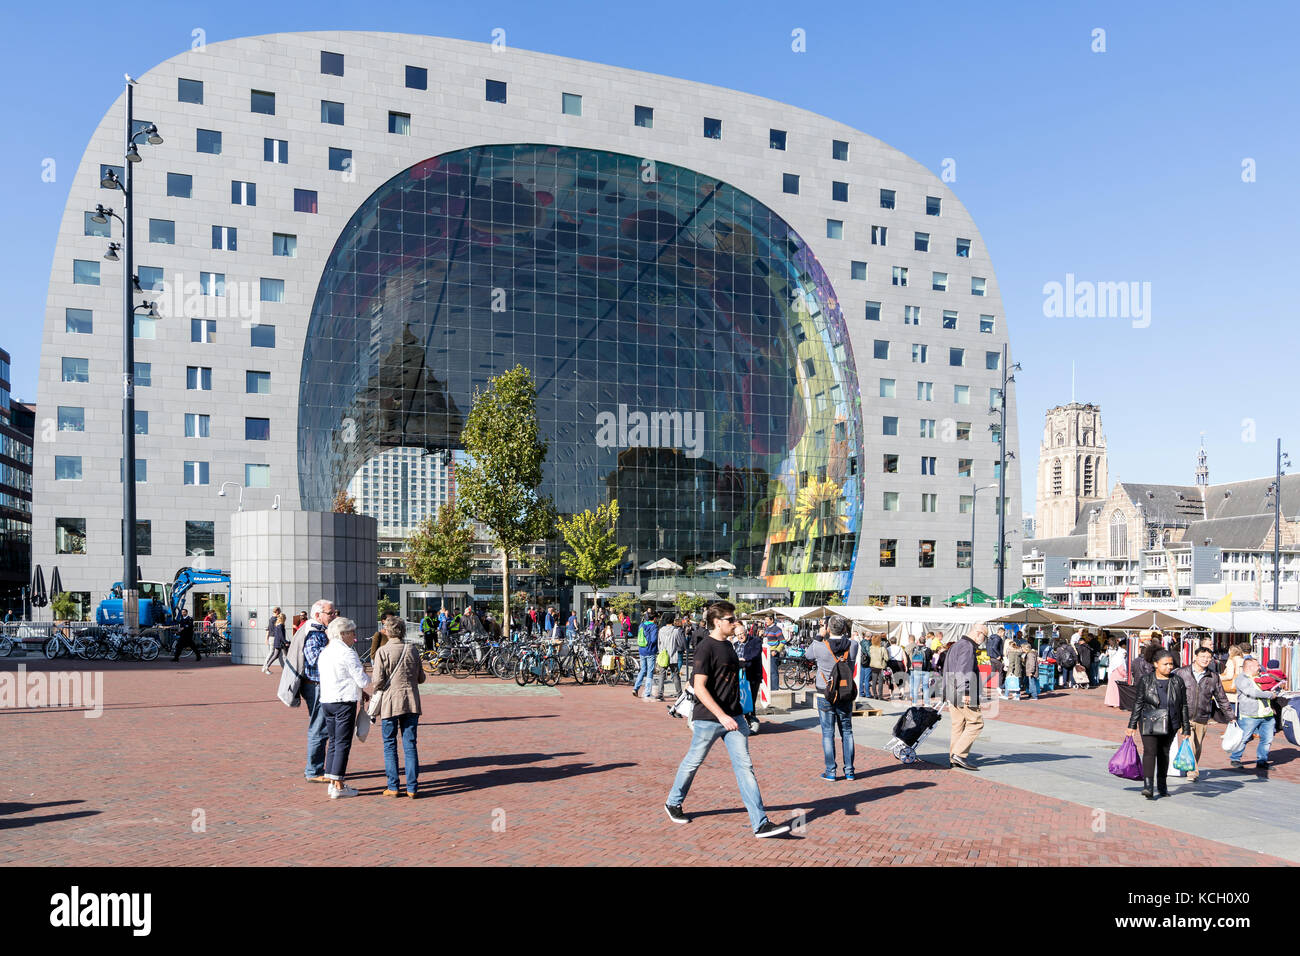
left=1027, top=676, right=1040, bottom=699
left=909, top=669, right=927, bottom=703
left=322, top=701, right=356, bottom=780
left=301, top=679, right=328, bottom=778
left=1231, top=715, right=1275, bottom=762
left=667, top=718, right=769, bottom=832
left=817, top=698, right=855, bottom=776
left=382, top=713, right=420, bottom=794
left=633, top=655, right=655, bottom=694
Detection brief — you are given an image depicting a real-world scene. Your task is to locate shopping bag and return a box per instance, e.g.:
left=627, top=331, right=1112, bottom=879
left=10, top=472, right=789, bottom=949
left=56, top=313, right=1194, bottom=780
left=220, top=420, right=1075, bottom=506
left=1005, top=675, right=1020, bottom=693
left=1282, top=701, right=1299, bottom=747
left=1171, top=736, right=1196, bottom=773
left=1107, top=737, right=1143, bottom=780
left=1220, top=720, right=1244, bottom=753
left=738, top=673, right=753, bottom=714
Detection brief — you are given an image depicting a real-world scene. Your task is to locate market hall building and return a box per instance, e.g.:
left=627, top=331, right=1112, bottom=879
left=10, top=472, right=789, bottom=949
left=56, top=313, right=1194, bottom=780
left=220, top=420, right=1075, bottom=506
left=33, top=31, right=1019, bottom=611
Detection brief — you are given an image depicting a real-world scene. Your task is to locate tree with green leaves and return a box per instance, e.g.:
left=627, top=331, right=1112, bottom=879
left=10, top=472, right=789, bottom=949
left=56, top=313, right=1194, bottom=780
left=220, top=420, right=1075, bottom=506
left=377, top=594, right=400, bottom=621
left=558, top=501, right=627, bottom=615
left=404, top=503, right=475, bottom=616
left=456, top=366, right=555, bottom=637
left=608, top=591, right=639, bottom=621
left=674, top=593, right=708, bottom=618
left=51, top=592, right=79, bottom=622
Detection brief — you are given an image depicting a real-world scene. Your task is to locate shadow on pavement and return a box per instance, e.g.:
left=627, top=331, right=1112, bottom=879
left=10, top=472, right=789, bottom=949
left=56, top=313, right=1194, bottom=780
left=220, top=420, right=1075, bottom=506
left=427, top=714, right=559, bottom=726
left=424, top=761, right=636, bottom=795
left=0, top=799, right=99, bottom=830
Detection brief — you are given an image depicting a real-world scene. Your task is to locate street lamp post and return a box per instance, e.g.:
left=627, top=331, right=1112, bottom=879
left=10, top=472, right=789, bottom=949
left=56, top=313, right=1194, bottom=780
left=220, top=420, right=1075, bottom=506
left=990, top=343, right=1020, bottom=604
left=96, top=77, right=163, bottom=635
left=971, top=482, right=999, bottom=598
left=1268, top=439, right=1291, bottom=611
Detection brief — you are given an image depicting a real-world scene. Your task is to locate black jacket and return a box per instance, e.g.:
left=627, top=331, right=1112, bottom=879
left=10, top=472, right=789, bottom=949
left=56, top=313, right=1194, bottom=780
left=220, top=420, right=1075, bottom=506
left=1173, top=664, right=1231, bottom=724
left=1075, top=642, right=1092, bottom=668
left=1128, top=673, right=1191, bottom=737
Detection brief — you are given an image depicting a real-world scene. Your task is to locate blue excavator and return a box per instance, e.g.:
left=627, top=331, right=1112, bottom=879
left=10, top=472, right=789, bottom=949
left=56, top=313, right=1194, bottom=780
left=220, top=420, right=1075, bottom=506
left=96, top=567, right=231, bottom=628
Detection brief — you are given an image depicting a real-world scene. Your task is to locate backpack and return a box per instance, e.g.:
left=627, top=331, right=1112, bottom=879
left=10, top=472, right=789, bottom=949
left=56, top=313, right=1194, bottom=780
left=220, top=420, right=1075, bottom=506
left=637, top=622, right=649, bottom=648
left=824, top=642, right=857, bottom=706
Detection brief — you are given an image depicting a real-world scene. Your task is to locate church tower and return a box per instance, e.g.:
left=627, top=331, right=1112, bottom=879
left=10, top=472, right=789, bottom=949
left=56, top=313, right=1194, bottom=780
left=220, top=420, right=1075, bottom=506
left=1195, top=438, right=1209, bottom=488
left=1035, top=403, right=1108, bottom=539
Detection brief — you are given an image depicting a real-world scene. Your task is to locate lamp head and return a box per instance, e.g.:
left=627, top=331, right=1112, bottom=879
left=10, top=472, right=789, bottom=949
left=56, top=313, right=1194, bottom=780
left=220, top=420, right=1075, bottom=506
left=90, top=204, right=110, bottom=224
left=144, top=124, right=163, bottom=145
left=100, top=170, right=121, bottom=190
left=125, top=143, right=142, bottom=163
left=103, top=243, right=120, bottom=262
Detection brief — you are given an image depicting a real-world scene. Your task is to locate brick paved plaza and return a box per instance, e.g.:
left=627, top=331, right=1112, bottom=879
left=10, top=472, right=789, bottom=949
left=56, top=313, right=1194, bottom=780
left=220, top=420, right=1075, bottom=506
left=0, top=658, right=1293, bottom=867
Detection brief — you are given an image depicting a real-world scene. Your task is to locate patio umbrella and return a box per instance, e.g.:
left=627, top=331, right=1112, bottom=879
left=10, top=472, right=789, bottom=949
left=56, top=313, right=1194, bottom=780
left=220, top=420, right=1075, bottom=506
left=31, top=565, right=47, bottom=608
left=49, top=567, right=63, bottom=599
left=1007, top=586, right=1051, bottom=607
left=640, top=557, right=684, bottom=572
left=945, top=586, right=994, bottom=606
left=697, top=559, right=737, bottom=572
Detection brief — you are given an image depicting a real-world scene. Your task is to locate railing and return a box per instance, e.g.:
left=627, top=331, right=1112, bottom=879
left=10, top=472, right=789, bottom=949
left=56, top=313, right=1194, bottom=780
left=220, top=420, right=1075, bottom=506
left=649, top=575, right=768, bottom=593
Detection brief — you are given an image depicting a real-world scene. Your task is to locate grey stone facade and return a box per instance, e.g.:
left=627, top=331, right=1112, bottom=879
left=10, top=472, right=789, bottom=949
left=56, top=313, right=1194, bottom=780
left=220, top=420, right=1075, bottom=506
left=34, top=31, right=1018, bottom=608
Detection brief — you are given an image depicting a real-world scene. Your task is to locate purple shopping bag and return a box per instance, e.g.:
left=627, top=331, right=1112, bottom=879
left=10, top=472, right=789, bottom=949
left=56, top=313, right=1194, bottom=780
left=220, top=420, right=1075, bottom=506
left=1108, top=736, right=1143, bottom=780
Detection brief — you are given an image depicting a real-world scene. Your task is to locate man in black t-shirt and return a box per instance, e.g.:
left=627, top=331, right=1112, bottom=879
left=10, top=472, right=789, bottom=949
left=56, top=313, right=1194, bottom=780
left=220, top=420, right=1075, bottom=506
left=664, top=601, right=790, bottom=838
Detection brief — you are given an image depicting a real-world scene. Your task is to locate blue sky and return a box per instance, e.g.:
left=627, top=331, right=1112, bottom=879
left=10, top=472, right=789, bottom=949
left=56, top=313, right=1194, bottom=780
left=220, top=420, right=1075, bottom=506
left=3, top=0, right=1296, bottom=514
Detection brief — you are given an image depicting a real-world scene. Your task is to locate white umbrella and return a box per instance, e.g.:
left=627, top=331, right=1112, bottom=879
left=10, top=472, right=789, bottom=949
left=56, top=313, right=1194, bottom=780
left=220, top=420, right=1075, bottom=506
left=697, top=559, right=737, bottom=572
left=640, top=557, right=683, bottom=572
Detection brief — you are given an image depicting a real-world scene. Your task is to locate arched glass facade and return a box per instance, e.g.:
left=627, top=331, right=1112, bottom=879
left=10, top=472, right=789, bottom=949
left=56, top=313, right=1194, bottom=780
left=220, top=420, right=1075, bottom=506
left=299, top=145, right=862, bottom=598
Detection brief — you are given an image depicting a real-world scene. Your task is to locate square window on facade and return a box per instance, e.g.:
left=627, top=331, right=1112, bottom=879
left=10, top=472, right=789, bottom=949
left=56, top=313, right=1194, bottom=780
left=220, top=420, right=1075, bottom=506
left=264, top=138, right=288, bottom=163
left=911, top=343, right=927, bottom=363
left=959, top=495, right=974, bottom=515
left=133, top=410, right=148, bottom=435
left=321, top=51, right=344, bottom=75
left=321, top=100, right=344, bottom=125
left=65, top=309, right=92, bottom=334
left=954, top=384, right=970, bottom=404
left=186, top=520, right=215, bottom=556
left=55, top=455, right=82, bottom=480
left=782, top=173, right=799, bottom=194
left=942, top=310, right=958, bottom=330
left=863, top=301, right=882, bottom=323
left=832, top=181, right=848, bottom=202
left=956, top=421, right=972, bottom=441
left=919, top=540, right=935, bottom=568
left=118, top=459, right=146, bottom=483
left=483, top=78, right=507, bottom=103
left=245, top=463, right=271, bottom=488
left=703, top=117, right=722, bottom=139
left=134, top=362, right=151, bottom=386
left=133, top=315, right=156, bottom=339
left=246, top=371, right=271, bottom=394
left=879, top=378, right=895, bottom=398
left=260, top=278, right=285, bottom=303
left=932, top=272, right=948, bottom=292
left=388, top=111, right=411, bottom=135
left=167, top=172, right=192, bottom=198
left=956, top=238, right=971, bottom=257
left=56, top=518, right=86, bottom=555
left=880, top=188, right=895, bottom=209
left=872, top=225, right=887, bottom=246
left=904, top=305, right=920, bottom=325
left=958, top=458, right=973, bottom=477
left=149, top=219, right=175, bottom=244
left=250, top=90, right=275, bottom=115
left=922, top=492, right=937, bottom=511
left=406, top=66, right=428, bottom=90
left=196, top=129, right=221, bottom=154
left=986, top=351, right=1001, bottom=371
left=245, top=418, right=271, bottom=441
left=883, top=455, right=899, bottom=474
left=136, top=266, right=164, bottom=291
left=920, top=418, right=936, bottom=438
left=186, top=366, right=213, bottom=390
left=212, top=225, right=237, bottom=250
left=769, top=129, right=786, bottom=150
left=883, top=492, right=900, bottom=512
left=294, top=189, right=318, bottom=213
left=72, top=260, right=99, bottom=285
left=190, top=318, right=216, bottom=343
left=926, top=196, right=941, bottom=216
left=231, top=180, right=256, bottom=205
left=852, top=262, right=868, bottom=281
left=826, top=220, right=842, bottom=239
left=199, top=271, right=224, bottom=296
left=892, top=266, right=907, bottom=287
left=634, top=105, right=653, bottom=128
left=832, top=140, right=849, bottom=161
left=57, top=406, right=85, bottom=431
left=915, top=232, right=930, bottom=252
left=178, top=78, right=203, bottom=104
left=917, top=381, right=933, bottom=401
left=956, top=540, right=972, bottom=568
left=979, top=315, right=995, bottom=333
left=562, top=92, right=582, bottom=116
left=250, top=324, right=276, bottom=348
left=971, top=277, right=987, bottom=296
left=873, top=340, right=889, bottom=360
left=272, top=233, right=297, bottom=257
left=184, top=413, right=210, bottom=438
left=882, top=416, right=898, bottom=436
left=183, top=460, right=210, bottom=485
left=949, top=348, right=964, bottom=367
left=83, top=212, right=110, bottom=237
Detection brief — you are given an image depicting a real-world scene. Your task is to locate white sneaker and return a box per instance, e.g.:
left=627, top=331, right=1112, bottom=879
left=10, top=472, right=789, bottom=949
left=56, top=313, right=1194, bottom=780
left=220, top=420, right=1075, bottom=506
left=328, top=784, right=359, bottom=799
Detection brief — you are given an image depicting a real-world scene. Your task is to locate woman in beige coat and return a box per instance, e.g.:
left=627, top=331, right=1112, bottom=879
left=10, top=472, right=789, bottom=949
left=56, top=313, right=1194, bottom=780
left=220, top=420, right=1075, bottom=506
left=1221, top=644, right=1245, bottom=706
left=371, top=618, right=426, bottom=797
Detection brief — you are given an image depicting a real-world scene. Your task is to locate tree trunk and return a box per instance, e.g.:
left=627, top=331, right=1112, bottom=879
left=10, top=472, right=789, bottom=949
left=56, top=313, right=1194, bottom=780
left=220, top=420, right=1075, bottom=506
left=501, top=547, right=511, bottom=639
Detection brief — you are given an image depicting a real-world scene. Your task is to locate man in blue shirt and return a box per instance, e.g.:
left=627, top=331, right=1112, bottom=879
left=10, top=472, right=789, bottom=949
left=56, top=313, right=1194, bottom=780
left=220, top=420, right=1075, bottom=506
left=300, top=599, right=336, bottom=782
left=633, top=612, right=659, bottom=699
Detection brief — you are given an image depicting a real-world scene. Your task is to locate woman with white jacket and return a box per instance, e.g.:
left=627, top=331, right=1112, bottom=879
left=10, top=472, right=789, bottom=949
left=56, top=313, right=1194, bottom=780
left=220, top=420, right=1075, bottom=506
left=318, top=616, right=373, bottom=799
